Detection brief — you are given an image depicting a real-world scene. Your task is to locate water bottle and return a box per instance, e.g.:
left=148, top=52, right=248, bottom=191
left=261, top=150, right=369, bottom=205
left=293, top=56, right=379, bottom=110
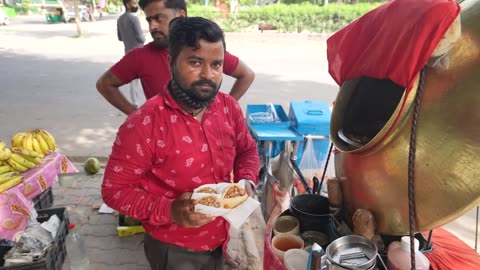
left=66, top=224, right=90, bottom=270
left=387, top=236, right=430, bottom=270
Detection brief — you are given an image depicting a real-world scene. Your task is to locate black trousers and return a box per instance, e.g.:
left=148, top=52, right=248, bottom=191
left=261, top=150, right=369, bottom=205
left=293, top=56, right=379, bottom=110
left=144, top=233, right=225, bottom=270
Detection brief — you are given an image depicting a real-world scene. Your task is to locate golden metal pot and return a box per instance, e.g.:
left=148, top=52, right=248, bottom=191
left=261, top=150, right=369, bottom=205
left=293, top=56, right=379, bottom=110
left=331, top=0, right=480, bottom=234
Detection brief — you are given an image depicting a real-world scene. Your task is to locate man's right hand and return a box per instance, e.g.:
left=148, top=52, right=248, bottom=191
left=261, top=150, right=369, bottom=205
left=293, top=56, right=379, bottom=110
left=171, top=192, right=216, bottom=228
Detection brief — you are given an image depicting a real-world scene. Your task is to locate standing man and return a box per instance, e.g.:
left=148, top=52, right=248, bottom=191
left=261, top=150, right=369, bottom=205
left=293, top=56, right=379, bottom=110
left=96, top=0, right=255, bottom=115
left=117, top=0, right=145, bottom=107
left=101, top=17, right=259, bottom=270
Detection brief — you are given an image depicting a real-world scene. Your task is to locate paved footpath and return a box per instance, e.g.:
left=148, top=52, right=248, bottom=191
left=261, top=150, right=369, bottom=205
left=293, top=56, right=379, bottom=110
left=53, top=167, right=149, bottom=270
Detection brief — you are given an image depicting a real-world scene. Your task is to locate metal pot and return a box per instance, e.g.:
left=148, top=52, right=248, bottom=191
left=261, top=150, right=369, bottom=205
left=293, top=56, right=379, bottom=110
left=289, top=194, right=333, bottom=234
left=326, top=235, right=378, bottom=270
left=330, top=0, right=480, bottom=234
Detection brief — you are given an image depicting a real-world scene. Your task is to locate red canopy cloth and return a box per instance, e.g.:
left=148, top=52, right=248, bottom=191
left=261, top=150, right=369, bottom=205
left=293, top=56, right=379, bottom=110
left=327, top=0, right=460, bottom=90
left=423, top=227, right=480, bottom=270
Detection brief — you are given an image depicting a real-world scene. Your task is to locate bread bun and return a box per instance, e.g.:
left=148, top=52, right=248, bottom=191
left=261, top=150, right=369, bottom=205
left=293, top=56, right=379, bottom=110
left=352, top=209, right=376, bottom=240
left=221, top=184, right=248, bottom=209
left=197, top=195, right=223, bottom=208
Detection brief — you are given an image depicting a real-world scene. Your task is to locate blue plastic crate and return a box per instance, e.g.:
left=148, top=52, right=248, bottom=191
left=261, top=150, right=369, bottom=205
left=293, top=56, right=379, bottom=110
left=289, top=101, right=331, bottom=136
left=289, top=101, right=332, bottom=166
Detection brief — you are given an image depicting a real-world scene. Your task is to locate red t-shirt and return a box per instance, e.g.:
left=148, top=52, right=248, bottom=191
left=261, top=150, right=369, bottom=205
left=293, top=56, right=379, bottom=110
left=101, top=88, right=259, bottom=251
left=111, top=42, right=240, bottom=100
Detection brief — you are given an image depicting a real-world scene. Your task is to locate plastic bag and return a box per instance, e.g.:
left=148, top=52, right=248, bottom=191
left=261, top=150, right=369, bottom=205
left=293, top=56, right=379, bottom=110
left=298, top=138, right=321, bottom=182
left=249, top=103, right=280, bottom=123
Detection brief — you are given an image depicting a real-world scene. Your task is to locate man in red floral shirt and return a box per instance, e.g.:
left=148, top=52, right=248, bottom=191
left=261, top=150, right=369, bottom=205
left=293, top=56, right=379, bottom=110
left=101, top=17, right=259, bottom=270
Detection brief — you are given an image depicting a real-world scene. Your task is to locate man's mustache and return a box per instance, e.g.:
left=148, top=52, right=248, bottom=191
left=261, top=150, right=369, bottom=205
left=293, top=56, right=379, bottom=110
left=151, top=30, right=166, bottom=37
left=192, top=80, right=217, bottom=89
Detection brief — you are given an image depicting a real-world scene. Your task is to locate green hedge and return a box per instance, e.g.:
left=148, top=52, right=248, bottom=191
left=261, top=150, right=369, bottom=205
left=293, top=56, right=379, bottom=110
left=189, top=3, right=381, bottom=33
left=1, top=6, right=16, bottom=17
left=13, top=5, right=41, bottom=15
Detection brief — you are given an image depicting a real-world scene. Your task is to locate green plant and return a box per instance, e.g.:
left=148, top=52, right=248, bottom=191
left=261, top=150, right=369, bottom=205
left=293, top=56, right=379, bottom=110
left=189, top=2, right=380, bottom=33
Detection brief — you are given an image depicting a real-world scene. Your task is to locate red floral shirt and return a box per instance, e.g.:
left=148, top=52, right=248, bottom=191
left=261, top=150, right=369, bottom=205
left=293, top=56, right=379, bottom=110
left=102, top=89, right=259, bottom=251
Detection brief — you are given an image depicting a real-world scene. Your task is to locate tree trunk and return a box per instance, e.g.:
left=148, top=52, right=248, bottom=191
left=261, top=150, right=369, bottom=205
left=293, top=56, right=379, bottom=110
left=73, top=0, right=83, bottom=37
left=90, top=0, right=97, bottom=22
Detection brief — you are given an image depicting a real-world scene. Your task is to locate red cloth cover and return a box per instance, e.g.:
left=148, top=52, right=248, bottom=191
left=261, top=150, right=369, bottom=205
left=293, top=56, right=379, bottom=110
left=327, top=0, right=460, bottom=89
left=423, top=227, right=480, bottom=270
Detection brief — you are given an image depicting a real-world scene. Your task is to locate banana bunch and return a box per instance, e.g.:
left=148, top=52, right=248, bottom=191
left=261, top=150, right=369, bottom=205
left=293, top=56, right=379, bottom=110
left=0, top=143, right=24, bottom=192
left=11, top=129, right=57, bottom=155
left=6, top=147, right=45, bottom=172
left=0, top=141, right=12, bottom=161
left=0, top=170, right=23, bottom=193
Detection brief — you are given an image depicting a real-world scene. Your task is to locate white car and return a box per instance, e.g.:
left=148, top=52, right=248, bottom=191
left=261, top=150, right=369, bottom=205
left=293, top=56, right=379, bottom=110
left=66, top=5, right=90, bottom=22
left=0, top=8, right=9, bottom=26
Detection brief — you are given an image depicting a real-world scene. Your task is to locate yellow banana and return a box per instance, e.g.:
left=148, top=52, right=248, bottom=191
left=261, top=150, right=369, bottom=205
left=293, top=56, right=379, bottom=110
left=22, top=133, right=34, bottom=151
left=0, top=165, right=11, bottom=174
left=37, top=129, right=56, bottom=151
left=12, top=132, right=27, bottom=148
left=5, top=158, right=28, bottom=172
left=0, top=148, right=12, bottom=161
left=20, top=154, right=42, bottom=164
left=31, top=135, right=45, bottom=155
left=0, top=172, right=20, bottom=184
left=11, top=147, right=43, bottom=159
left=0, top=175, right=23, bottom=193
left=10, top=154, right=36, bottom=169
left=34, top=133, right=50, bottom=154
left=0, top=141, right=5, bottom=152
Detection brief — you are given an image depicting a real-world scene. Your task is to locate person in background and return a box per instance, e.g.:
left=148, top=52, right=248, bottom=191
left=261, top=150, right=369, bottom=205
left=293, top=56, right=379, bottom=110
left=101, top=17, right=259, bottom=270
left=117, top=0, right=146, bottom=107
left=96, top=0, right=255, bottom=115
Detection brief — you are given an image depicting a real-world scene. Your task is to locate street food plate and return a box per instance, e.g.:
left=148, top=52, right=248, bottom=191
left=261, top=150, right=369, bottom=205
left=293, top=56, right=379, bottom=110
left=192, top=180, right=260, bottom=229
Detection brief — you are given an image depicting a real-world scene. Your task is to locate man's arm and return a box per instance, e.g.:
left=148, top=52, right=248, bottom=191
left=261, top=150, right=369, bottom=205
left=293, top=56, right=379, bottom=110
left=229, top=99, right=259, bottom=184
left=96, top=70, right=137, bottom=115
left=132, top=16, right=145, bottom=45
left=102, top=117, right=174, bottom=226
left=227, top=59, right=255, bottom=100
left=102, top=113, right=214, bottom=228
left=117, top=21, right=122, bottom=41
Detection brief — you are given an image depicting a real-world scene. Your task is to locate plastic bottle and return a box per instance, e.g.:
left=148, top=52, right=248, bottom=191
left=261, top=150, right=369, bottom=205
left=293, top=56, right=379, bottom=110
left=387, top=236, right=430, bottom=270
left=65, top=224, right=90, bottom=270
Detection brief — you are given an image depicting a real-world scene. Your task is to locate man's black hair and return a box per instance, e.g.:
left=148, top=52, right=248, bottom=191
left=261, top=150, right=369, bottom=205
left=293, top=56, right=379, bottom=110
left=168, top=17, right=226, bottom=62
left=122, top=0, right=130, bottom=8
left=138, top=0, right=187, bottom=13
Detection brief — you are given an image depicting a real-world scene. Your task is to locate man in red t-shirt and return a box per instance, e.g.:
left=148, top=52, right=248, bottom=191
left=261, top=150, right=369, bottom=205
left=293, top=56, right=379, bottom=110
left=101, top=17, right=259, bottom=270
left=96, top=0, right=255, bottom=115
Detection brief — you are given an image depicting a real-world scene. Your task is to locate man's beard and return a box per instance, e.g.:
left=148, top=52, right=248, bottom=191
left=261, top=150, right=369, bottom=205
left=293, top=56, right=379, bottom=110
left=151, top=30, right=168, bottom=49
left=169, top=70, right=221, bottom=109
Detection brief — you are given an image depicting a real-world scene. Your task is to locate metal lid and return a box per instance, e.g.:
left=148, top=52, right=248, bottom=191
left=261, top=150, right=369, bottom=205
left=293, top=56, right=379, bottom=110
left=326, top=235, right=377, bottom=270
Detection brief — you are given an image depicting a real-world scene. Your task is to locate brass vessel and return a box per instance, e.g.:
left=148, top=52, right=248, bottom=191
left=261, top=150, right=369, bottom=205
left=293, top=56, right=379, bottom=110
left=331, top=0, right=480, bottom=234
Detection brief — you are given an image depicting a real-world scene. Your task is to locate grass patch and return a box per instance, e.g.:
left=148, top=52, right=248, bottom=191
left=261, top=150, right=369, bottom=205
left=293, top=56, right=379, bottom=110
left=70, top=34, right=92, bottom=39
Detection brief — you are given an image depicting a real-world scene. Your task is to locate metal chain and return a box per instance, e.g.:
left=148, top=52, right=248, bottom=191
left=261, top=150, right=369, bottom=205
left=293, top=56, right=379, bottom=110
left=408, top=68, right=426, bottom=270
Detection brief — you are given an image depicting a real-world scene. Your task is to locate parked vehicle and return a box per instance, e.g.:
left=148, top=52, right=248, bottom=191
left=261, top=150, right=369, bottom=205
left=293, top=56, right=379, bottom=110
left=65, top=5, right=91, bottom=22
left=44, top=6, right=67, bottom=23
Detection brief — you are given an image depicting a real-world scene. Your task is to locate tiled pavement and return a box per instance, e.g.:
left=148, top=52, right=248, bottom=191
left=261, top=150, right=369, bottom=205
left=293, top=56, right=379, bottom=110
left=52, top=167, right=149, bottom=270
